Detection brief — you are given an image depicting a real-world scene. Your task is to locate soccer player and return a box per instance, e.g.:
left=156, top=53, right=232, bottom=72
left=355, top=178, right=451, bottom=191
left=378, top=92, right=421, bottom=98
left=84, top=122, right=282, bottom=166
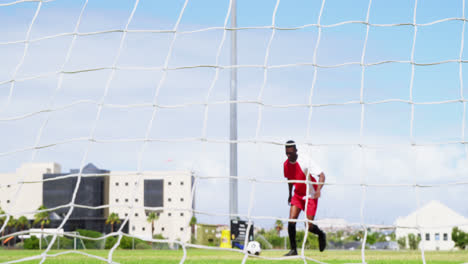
left=283, top=140, right=326, bottom=256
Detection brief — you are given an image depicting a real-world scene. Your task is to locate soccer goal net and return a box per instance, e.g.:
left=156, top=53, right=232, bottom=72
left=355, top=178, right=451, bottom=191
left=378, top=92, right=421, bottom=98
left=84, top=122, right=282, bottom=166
left=0, top=0, right=467, bottom=264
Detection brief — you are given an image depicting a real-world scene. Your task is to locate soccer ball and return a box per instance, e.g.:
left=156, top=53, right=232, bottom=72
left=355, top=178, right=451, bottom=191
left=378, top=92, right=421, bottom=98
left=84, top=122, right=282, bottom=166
left=246, top=241, right=261, bottom=256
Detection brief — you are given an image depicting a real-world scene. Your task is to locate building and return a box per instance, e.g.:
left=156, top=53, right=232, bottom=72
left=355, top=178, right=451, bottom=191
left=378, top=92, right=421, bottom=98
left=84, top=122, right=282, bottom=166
left=195, top=224, right=221, bottom=246
left=395, top=200, right=468, bottom=250
left=0, top=163, right=194, bottom=243
left=109, top=170, right=194, bottom=242
left=0, top=163, right=60, bottom=218
left=42, top=163, right=123, bottom=233
left=314, top=218, right=354, bottom=233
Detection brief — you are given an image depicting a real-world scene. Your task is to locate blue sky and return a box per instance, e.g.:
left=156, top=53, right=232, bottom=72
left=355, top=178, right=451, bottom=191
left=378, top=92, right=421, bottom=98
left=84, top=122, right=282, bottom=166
left=0, top=0, right=468, bottom=229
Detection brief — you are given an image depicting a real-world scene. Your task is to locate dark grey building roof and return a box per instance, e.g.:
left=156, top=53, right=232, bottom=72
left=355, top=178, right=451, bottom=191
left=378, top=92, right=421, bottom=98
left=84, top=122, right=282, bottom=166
left=69, top=163, right=109, bottom=174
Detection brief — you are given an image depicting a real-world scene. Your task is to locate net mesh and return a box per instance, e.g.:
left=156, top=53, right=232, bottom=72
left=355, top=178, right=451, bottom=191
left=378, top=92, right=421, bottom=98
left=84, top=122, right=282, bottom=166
left=0, top=0, right=467, bottom=263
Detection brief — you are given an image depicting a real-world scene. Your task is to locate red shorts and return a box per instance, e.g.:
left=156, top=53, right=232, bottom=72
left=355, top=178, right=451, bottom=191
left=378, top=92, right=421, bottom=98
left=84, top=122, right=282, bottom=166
left=291, top=194, right=318, bottom=217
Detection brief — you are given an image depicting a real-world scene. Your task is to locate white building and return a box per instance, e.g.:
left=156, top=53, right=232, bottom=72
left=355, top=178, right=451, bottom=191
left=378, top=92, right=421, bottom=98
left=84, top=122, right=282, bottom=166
left=108, top=170, right=194, bottom=242
left=0, top=163, right=61, bottom=218
left=314, top=218, right=352, bottom=233
left=395, top=200, right=468, bottom=250
left=0, top=163, right=194, bottom=243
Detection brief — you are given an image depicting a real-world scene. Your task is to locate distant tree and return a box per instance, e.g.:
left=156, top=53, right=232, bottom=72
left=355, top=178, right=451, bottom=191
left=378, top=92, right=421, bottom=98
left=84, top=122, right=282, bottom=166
left=17, top=216, right=30, bottom=242
left=397, top=237, right=406, bottom=249
left=366, top=231, right=387, bottom=245
left=349, top=230, right=365, bottom=242
left=33, top=205, right=50, bottom=250
left=146, top=212, right=159, bottom=240
left=275, top=220, right=283, bottom=236
left=6, top=216, right=17, bottom=247
left=0, top=207, right=5, bottom=246
left=106, top=212, right=121, bottom=234
left=189, top=216, right=197, bottom=242
left=326, top=231, right=345, bottom=249
left=6, top=216, right=16, bottom=232
left=367, top=232, right=378, bottom=245
left=262, top=228, right=285, bottom=249
left=295, top=230, right=319, bottom=250
left=407, top=233, right=421, bottom=250
left=452, top=227, right=468, bottom=250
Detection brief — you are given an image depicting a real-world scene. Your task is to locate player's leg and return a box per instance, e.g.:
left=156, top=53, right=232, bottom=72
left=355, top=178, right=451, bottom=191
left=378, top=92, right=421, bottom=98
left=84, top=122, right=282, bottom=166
left=305, top=199, right=326, bottom=252
left=284, top=196, right=303, bottom=256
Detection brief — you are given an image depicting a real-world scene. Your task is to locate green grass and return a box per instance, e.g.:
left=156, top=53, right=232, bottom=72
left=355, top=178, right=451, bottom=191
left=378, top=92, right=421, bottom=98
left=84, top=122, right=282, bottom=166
left=0, top=249, right=466, bottom=264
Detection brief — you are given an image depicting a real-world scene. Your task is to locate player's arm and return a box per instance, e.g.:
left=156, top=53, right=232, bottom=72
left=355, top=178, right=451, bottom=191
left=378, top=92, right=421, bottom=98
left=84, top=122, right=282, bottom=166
left=284, top=165, right=293, bottom=205
left=288, top=182, right=293, bottom=205
left=313, top=172, right=325, bottom=199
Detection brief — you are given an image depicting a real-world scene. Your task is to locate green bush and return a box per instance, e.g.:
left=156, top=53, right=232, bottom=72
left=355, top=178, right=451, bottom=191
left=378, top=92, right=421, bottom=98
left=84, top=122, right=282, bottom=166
left=54, top=236, right=74, bottom=249
left=152, top=234, right=170, bottom=250
left=296, top=230, right=319, bottom=250
left=24, top=236, right=39, bottom=249
left=452, top=227, right=468, bottom=250
left=20, top=235, right=75, bottom=250
left=326, top=232, right=346, bottom=249
left=367, top=232, right=387, bottom=245
left=260, top=229, right=288, bottom=249
left=15, top=242, right=24, bottom=249
left=135, top=242, right=151, bottom=250
left=119, top=236, right=134, bottom=249
left=397, top=237, right=406, bottom=249
left=104, top=235, right=146, bottom=249
left=77, top=229, right=104, bottom=249
left=105, top=236, right=117, bottom=249
left=257, top=237, right=272, bottom=250
left=408, top=233, right=421, bottom=250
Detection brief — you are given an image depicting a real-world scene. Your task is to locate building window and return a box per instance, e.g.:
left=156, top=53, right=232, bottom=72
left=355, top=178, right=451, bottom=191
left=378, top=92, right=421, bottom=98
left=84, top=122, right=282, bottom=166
left=180, top=181, right=184, bottom=185
left=132, top=226, right=135, bottom=231
left=426, top=233, right=430, bottom=241
left=125, top=182, right=129, bottom=186
left=168, top=213, right=172, bottom=217
left=115, top=199, right=119, bottom=203
left=135, top=198, right=138, bottom=202
left=443, top=233, right=448, bottom=241
left=142, top=227, right=145, bottom=231
left=168, top=181, right=172, bottom=185
left=125, top=198, right=129, bottom=202
left=125, top=213, right=128, bottom=217
left=180, top=198, right=184, bottom=202
left=168, top=198, right=172, bottom=202
left=135, top=213, right=138, bottom=217
left=435, top=233, right=440, bottom=241
left=7, top=185, right=10, bottom=188
left=6, top=200, right=10, bottom=203
left=157, top=212, right=160, bottom=216
left=180, top=227, right=184, bottom=231
left=115, top=182, right=119, bottom=186
left=162, top=227, right=165, bottom=231
left=180, top=212, right=184, bottom=216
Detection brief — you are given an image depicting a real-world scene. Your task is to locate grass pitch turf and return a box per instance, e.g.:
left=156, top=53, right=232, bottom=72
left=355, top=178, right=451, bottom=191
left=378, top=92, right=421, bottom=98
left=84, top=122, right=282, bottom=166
left=0, top=249, right=466, bottom=263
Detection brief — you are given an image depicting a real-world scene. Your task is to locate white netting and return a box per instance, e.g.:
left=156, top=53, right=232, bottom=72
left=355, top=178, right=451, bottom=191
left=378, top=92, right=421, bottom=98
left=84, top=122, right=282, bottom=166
left=1, top=0, right=468, bottom=264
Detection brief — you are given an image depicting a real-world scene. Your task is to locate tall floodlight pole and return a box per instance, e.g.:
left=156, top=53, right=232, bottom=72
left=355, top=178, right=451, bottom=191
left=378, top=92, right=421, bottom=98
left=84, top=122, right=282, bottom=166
left=229, top=0, right=238, bottom=220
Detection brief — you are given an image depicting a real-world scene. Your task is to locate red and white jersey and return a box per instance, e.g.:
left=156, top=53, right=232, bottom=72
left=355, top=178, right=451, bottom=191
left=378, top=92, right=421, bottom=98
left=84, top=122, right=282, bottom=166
left=283, top=155, right=323, bottom=198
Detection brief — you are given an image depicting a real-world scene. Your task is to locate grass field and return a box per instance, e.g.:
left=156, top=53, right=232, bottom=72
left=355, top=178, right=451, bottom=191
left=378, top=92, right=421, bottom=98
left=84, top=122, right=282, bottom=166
left=0, top=249, right=467, bottom=264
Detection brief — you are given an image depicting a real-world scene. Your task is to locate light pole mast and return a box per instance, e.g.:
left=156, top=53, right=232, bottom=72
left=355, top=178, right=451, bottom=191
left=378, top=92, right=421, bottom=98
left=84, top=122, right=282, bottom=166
left=229, top=0, right=238, bottom=220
